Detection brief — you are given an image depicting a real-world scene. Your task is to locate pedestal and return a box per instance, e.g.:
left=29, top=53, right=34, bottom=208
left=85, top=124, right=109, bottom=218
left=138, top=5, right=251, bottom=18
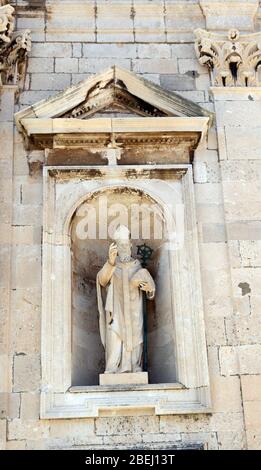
left=99, top=372, right=148, bottom=386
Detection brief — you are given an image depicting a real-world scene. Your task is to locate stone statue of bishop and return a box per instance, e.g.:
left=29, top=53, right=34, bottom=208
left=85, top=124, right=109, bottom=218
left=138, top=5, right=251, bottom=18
left=96, top=225, right=155, bottom=374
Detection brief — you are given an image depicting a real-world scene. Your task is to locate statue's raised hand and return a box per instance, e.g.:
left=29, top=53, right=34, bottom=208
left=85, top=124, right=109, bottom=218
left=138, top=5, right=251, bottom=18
left=108, top=242, right=117, bottom=266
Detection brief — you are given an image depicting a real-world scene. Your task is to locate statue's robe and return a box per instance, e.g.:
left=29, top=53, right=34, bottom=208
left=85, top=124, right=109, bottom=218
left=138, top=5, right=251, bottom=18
left=96, top=257, right=155, bottom=373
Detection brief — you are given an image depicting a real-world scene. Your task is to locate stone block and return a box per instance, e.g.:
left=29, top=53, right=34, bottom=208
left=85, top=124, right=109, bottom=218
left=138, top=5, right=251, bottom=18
left=227, top=221, right=261, bottom=240
left=207, top=127, right=218, bottom=150
left=95, top=416, right=160, bottom=436
left=181, top=432, right=218, bottom=450
left=20, top=393, right=40, bottom=420
left=12, top=205, right=42, bottom=227
left=247, top=431, right=261, bottom=450
left=226, top=315, right=261, bottom=346
left=210, top=375, right=242, bottom=412
left=165, top=3, right=205, bottom=42
left=221, top=160, right=258, bottom=182
left=79, top=58, right=131, bottom=74
left=55, top=58, right=79, bottom=74
left=83, top=43, right=137, bottom=58
left=231, top=267, right=261, bottom=297
left=199, top=0, right=259, bottom=31
left=17, top=16, right=45, bottom=42
left=50, top=419, right=95, bottom=439
left=245, top=401, right=261, bottom=431
left=171, top=44, right=196, bottom=59
left=160, top=74, right=195, bottom=91
left=12, top=245, right=41, bottom=290
left=219, top=346, right=238, bottom=376
left=239, top=241, right=261, bottom=267
left=133, top=59, right=177, bottom=74
left=241, top=375, right=261, bottom=401
left=30, top=42, right=72, bottom=58
left=134, top=1, right=165, bottom=43
left=193, top=162, right=208, bottom=183
left=12, top=226, right=41, bottom=245
left=27, top=58, right=54, bottom=74
left=10, top=305, right=40, bottom=356
left=8, top=419, right=49, bottom=440
left=238, top=345, right=261, bottom=374
left=194, top=183, right=222, bottom=204
left=0, top=123, right=14, bottom=159
left=178, top=58, right=206, bottom=75
left=30, top=73, right=71, bottom=91
left=19, top=179, right=42, bottom=206
left=225, top=126, right=261, bottom=160
left=100, top=372, right=148, bottom=386
left=196, top=204, right=225, bottom=224
left=202, top=223, right=227, bottom=243
left=138, top=44, right=170, bottom=59
left=13, top=354, right=40, bottom=392
left=195, top=73, right=211, bottom=91
left=177, top=91, right=205, bottom=102
left=251, top=296, right=261, bottom=315
left=0, top=87, right=16, bottom=122
left=6, top=440, right=26, bottom=450
left=217, top=431, right=246, bottom=450
left=72, top=43, right=82, bottom=58
left=201, top=267, right=232, bottom=314
left=160, top=412, right=244, bottom=433
left=0, top=419, right=6, bottom=450
left=0, top=393, right=19, bottom=420
left=96, top=3, right=133, bottom=42
left=19, top=91, right=56, bottom=107
left=205, top=316, right=227, bottom=347
left=46, top=2, right=95, bottom=42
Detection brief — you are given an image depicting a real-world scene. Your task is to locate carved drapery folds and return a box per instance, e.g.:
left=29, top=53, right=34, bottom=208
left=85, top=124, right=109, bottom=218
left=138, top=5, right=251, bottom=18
left=0, top=2, right=31, bottom=90
left=195, top=28, right=261, bottom=87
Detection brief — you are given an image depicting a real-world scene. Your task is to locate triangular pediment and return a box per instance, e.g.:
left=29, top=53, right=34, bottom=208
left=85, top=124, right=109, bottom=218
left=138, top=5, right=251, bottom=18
left=16, top=66, right=211, bottom=127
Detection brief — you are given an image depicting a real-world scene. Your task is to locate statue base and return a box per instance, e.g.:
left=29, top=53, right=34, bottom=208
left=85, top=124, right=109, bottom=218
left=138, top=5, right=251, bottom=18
left=99, top=372, right=148, bottom=386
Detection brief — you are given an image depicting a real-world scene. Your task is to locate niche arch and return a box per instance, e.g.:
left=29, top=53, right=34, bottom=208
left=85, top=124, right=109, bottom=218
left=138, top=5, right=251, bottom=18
left=69, top=185, right=178, bottom=386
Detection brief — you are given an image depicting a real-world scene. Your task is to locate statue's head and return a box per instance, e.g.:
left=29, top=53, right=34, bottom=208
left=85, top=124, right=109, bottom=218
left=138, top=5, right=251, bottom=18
left=113, top=225, right=132, bottom=262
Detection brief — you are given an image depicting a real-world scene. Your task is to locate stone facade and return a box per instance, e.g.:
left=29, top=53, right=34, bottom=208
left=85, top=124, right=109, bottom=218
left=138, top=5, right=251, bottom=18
left=1, top=0, right=261, bottom=451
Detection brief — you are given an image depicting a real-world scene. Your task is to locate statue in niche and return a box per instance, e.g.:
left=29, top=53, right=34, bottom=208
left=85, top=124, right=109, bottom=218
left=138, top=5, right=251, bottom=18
left=96, top=225, right=155, bottom=374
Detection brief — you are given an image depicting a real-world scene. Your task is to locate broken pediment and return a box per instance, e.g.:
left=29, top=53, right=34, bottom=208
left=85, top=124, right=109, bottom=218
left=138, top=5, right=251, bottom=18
left=15, top=66, right=212, bottom=167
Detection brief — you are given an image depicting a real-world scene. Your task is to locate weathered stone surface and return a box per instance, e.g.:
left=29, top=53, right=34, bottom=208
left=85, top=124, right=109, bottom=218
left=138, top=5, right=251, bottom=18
left=8, top=419, right=49, bottom=440
left=50, top=419, right=95, bottom=439
left=246, top=431, right=261, bottom=450
left=210, top=375, right=242, bottom=412
left=0, top=419, right=6, bottom=450
left=217, top=431, right=246, bottom=450
left=241, top=375, right=261, bottom=401
left=96, top=416, right=160, bottom=436
left=13, top=355, right=40, bottom=392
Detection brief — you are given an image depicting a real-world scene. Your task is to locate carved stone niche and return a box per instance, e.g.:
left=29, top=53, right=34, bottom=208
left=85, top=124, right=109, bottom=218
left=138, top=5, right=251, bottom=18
left=15, top=67, right=212, bottom=418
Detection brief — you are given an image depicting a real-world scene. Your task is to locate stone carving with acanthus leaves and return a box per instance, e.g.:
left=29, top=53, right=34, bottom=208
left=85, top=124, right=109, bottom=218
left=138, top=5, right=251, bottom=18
left=195, top=28, right=261, bottom=87
left=0, top=1, right=31, bottom=90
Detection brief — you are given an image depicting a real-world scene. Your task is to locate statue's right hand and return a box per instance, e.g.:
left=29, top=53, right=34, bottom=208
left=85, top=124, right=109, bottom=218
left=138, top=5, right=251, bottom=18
left=108, top=242, right=117, bottom=266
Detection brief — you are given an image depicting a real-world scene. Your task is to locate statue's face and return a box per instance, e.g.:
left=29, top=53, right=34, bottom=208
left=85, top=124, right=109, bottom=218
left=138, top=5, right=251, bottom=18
left=116, top=239, right=132, bottom=262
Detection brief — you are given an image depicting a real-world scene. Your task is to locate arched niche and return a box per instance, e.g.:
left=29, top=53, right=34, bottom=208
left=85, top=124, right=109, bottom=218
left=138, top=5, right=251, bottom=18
left=70, top=186, right=177, bottom=386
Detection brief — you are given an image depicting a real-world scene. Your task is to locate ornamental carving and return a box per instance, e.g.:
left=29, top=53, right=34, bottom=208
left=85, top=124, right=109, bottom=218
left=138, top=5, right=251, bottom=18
left=0, top=1, right=31, bottom=90
left=194, top=28, right=261, bottom=87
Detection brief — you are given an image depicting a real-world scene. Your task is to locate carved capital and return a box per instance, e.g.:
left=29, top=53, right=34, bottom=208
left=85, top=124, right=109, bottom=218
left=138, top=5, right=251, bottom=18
left=0, top=2, right=31, bottom=93
left=194, top=28, right=261, bottom=87
left=0, top=3, right=14, bottom=43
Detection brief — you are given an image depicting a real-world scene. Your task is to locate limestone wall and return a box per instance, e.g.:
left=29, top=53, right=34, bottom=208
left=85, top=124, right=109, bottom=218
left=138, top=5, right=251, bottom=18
left=1, top=0, right=261, bottom=450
